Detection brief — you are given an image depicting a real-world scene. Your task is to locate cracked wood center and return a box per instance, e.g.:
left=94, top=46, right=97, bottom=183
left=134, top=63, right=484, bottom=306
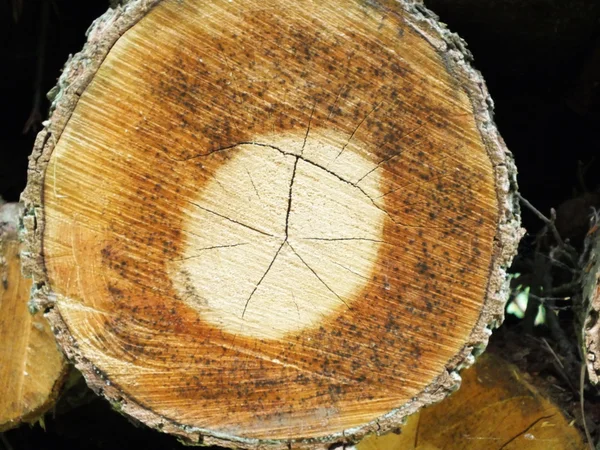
left=172, top=134, right=385, bottom=339
left=23, top=0, right=522, bottom=446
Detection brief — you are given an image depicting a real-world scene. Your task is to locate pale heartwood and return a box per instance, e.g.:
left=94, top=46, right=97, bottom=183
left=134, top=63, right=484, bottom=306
left=21, top=0, right=522, bottom=447
left=0, top=202, right=66, bottom=431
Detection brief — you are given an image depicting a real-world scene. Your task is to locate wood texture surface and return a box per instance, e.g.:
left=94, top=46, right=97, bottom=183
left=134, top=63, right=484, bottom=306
left=21, top=0, right=522, bottom=447
left=357, top=353, right=586, bottom=450
left=0, top=203, right=66, bottom=431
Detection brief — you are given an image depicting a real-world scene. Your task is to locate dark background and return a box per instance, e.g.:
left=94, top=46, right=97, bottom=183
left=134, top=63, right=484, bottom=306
left=1, top=0, right=600, bottom=448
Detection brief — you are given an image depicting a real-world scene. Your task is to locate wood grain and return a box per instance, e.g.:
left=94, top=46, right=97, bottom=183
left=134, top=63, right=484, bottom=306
left=21, top=0, right=522, bottom=446
left=357, top=353, right=586, bottom=450
left=0, top=203, right=66, bottom=431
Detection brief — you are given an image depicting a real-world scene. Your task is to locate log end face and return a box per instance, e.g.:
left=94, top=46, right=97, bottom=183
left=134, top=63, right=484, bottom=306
left=24, top=0, right=522, bottom=445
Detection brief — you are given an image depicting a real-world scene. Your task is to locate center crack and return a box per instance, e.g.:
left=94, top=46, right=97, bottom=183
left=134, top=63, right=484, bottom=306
left=242, top=156, right=299, bottom=317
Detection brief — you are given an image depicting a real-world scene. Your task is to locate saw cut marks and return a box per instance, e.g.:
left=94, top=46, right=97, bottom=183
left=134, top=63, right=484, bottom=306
left=22, top=0, right=522, bottom=446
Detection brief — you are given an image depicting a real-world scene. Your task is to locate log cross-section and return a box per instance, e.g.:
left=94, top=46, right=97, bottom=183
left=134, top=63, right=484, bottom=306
left=22, top=0, right=522, bottom=447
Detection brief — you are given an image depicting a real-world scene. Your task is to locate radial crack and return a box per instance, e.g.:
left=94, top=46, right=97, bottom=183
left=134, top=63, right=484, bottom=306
left=332, top=261, right=371, bottom=281
left=246, top=168, right=261, bottom=201
left=327, top=83, right=348, bottom=120
left=242, top=155, right=298, bottom=318
left=302, top=237, right=383, bottom=243
left=285, top=158, right=299, bottom=238
left=287, top=243, right=350, bottom=309
left=242, top=240, right=286, bottom=318
left=354, top=119, right=429, bottom=183
left=301, top=102, right=316, bottom=155
left=187, top=200, right=273, bottom=237
left=293, top=154, right=412, bottom=228
left=376, top=160, right=453, bottom=199
left=170, top=243, right=248, bottom=261
left=291, top=292, right=300, bottom=319
left=168, top=138, right=410, bottom=229
left=334, top=101, right=382, bottom=161
left=159, top=142, right=244, bottom=162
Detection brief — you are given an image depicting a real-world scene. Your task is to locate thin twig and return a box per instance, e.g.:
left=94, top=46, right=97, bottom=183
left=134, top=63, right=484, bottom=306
left=549, top=239, right=578, bottom=267
left=528, top=293, right=571, bottom=302
left=542, top=338, right=564, bottom=369
left=546, top=281, right=580, bottom=296
left=517, top=193, right=565, bottom=247
left=544, top=302, right=579, bottom=383
left=537, top=336, right=577, bottom=394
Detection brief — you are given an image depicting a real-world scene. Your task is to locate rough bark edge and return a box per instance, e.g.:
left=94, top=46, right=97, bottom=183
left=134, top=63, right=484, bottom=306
left=582, top=214, right=600, bottom=383
left=0, top=203, right=69, bottom=432
left=19, top=0, right=523, bottom=447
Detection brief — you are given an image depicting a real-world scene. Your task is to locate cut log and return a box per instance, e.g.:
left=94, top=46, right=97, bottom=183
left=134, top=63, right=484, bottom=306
left=357, top=353, right=587, bottom=450
left=581, top=214, right=600, bottom=383
left=0, top=202, right=67, bottom=431
left=21, top=0, right=522, bottom=447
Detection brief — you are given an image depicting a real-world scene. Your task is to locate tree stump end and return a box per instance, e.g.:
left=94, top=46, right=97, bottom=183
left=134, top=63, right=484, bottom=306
left=22, top=0, right=523, bottom=446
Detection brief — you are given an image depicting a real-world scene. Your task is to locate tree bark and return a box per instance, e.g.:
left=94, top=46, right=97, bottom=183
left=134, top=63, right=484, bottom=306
left=581, top=214, right=600, bottom=384
left=21, top=0, right=523, bottom=447
left=0, top=201, right=67, bottom=431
